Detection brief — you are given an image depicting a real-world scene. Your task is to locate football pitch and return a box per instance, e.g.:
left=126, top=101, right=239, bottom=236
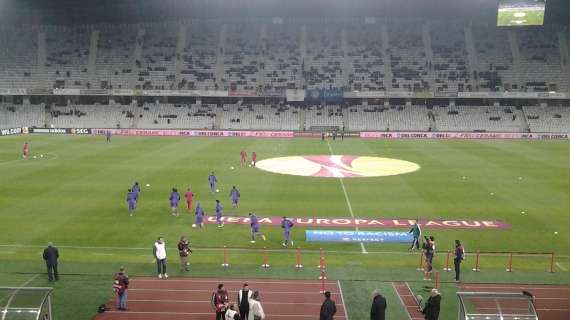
left=497, top=9, right=545, bottom=26
left=1, top=135, right=570, bottom=319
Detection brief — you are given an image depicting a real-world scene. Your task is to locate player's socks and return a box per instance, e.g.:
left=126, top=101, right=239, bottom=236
left=250, top=240, right=256, bottom=243
left=164, top=273, right=168, bottom=279
left=158, top=274, right=163, bottom=279
left=262, top=235, right=266, bottom=241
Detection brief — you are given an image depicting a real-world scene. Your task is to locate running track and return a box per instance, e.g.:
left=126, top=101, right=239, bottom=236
left=93, top=277, right=347, bottom=320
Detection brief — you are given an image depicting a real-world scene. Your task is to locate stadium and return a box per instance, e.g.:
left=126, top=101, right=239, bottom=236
left=0, top=0, right=570, bottom=319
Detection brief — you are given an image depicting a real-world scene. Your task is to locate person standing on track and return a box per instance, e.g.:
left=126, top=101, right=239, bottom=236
left=42, top=242, right=59, bottom=281
left=177, top=236, right=192, bottom=272
left=453, top=240, right=464, bottom=282
left=106, top=130, right=111, bottom=143
left=113, top=266, right=129, bottom=311
left=211, top=283, right=229, bottom=320
left=230, top=186, right=240, bottom=208
left=422, top=289, right=441, bottom=320
left=319, top=291, right=337, bottom=320
left=238, top=283, right=252, bottom=320
left=185, top=187, right=194, bottom=212
left=248, top=291, right=265, bottom=320
left=153, top=237, right=168, bottom=279
left=370, top=289, right=387, bottom=320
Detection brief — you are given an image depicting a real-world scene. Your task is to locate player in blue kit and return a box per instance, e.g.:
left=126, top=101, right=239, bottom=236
left=208, top=172, right=217, bottom=194
left=126, top=189, right=137, bottom=216
left=281, top=216, right=295, bottom=247
left=132, top=182, right=141, bottom=201
left=229, top=186, right=240, bottom=208
left=215, top=200, right=224, bottom=228
left=170, top=188, right=181, bottom=216
left=249, top=212, right=266, bottom=243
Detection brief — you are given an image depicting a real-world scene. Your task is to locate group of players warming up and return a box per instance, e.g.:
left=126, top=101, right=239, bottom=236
left=124, top=150, right=296, bottom=247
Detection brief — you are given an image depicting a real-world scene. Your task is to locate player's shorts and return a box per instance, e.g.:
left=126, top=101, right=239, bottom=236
left=128, top=202, right=136, bottom=210
left=251, top=226, right=260, bottom=233
left=171, top=202, right=178, bottom=208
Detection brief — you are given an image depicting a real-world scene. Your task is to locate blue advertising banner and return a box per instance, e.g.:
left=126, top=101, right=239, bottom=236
left=305, top=89, right=344, bottom=104
left=305, top=230, right=413, bottom=243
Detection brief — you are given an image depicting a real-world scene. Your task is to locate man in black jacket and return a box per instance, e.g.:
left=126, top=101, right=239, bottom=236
left=370, top=290, right=387, bottom=320
left=422, top=289, right=441, bottom=320
left=42, top=242, right=59, bottom=281
left=319, top=291, right=337, bottom=320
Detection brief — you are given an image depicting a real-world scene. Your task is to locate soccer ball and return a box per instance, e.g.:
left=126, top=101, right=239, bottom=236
left=248, top=164, right=252, bottom=167
left=216, top=189, right=220, bottom=193
left=192, top=224, right=197, bottom=228
left=33, top=156, right=37, bottom=159
left=230, top=166, right=234, bottom=170
left=40, top=154, right=44, bottom=158
left=146, top=184, right=150, bottom=187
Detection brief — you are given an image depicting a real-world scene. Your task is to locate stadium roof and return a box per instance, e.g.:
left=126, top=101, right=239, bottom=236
left=2, top=0, right=569, bottom=25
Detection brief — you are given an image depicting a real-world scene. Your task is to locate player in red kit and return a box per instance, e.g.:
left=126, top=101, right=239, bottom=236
left=252, top=151, right=257, bottom=167
left=184, top=187, right=194, bottom=212
left=240, top=150, right=247, bottom=166
left=22, top=142, right=29, bottom=159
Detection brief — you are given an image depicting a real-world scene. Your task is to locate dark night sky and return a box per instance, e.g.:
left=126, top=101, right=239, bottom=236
left=1, top=0, right=568, bottom=25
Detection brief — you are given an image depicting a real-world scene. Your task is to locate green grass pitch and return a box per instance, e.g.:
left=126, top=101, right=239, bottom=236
left=1, top=135, right=569, bottom=319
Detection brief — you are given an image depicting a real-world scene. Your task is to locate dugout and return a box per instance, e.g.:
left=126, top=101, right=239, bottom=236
left=0, top=287, right=53, bottom=320
left=457, top=291, right=538, bottom=320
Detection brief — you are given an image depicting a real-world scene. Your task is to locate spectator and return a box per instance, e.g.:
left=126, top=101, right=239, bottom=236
left=113, top=266, right=129, bottom=311
left=370, top=289, right=387, bottom=320
left=177, top=236, right=192, bottom=272
left=238, top=283, right=252, bottom=320
left=225, top=303, right=239, bottom=320
left=454, top=240, right=465, bottom=282
left=42, top=242, right=59, bottom=281
left=153, top=236, right=168, bottom=279
left=212, top=283, right=229, bottom=320
left=248, top=291, right=265, bottom=320
left=319, top=291, right=337, bottom=320
left=422, top=289, right=441, bottom=320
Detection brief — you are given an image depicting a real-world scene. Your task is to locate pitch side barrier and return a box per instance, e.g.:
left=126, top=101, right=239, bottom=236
left=360, top=131, right=570, bottom=139
left=14, top=127, right=570, bottom=140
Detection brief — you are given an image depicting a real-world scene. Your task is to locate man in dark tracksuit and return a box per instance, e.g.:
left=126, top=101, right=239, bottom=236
left=43, top=242, right=59, bottom=281
left=370, top=290, right=387, bottom=320
left=319, top=291, right=337, bottom=320
left=454, top=240, right=465, bottom=282
left=422, top=289, right=441, bottom=320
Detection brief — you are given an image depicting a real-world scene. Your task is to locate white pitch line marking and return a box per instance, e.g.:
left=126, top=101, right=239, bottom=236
left=556, top=262, right=568, bottom=271
left=326, top=141, right=367, bottom=254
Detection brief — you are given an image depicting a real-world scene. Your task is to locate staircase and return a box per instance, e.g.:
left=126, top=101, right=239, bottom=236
left=174, top=24, right=187, bottom=86
left=557, top=31, right=570, bottom=92
left=341, top=29, right=351, bottom=89
left=215, top=24, right=227, bottom=90
left=464, top=24, right=479, bottom=91
left=422, top=23, right=436, bottom=92
left=299, top=25, right=307, bottom=89
left=87, top=29, right=100, bottom=81
left=132, top=28, right=145, bottom=88
left=258, top=24, right=268, bottom=90
left=381, top=24, right=393, bottom=91
left=36, top=32, right=47, bottom=88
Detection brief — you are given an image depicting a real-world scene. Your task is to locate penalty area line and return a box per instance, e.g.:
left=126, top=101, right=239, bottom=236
left=326, top=140, right=368, bottom=254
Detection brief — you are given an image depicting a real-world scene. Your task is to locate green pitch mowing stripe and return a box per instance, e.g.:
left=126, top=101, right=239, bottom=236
left=340, top=280, right=410, bottom=320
